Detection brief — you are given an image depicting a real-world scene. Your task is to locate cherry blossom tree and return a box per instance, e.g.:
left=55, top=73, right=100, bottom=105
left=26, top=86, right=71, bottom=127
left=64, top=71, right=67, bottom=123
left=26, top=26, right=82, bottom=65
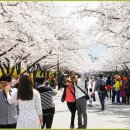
left=0, top=1, right=129, bottom=76
left=75, top=2, right=130, bottom=72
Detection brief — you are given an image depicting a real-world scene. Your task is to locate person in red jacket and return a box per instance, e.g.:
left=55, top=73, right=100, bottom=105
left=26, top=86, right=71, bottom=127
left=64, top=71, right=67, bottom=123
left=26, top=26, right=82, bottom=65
left=65, top=78, right=76, bottom=128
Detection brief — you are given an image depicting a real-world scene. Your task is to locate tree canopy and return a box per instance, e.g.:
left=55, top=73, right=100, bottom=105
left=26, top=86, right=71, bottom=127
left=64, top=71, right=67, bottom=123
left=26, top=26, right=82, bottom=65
left=0, top=2, right=129, bottom=73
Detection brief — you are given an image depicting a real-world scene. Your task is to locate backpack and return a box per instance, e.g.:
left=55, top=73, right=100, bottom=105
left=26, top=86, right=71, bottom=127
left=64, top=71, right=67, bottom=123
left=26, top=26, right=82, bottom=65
left=99, top=84, right=108, bottom=97
left=99, top=84, right=106, bottom=92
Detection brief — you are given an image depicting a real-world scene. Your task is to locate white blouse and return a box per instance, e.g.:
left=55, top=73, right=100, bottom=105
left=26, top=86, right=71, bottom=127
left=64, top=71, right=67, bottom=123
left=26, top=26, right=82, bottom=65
left=7, top=88, right=42, bottom=128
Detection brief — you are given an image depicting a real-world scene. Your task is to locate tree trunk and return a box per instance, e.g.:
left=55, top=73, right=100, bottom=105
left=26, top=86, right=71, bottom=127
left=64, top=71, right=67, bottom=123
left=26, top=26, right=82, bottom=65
left=6, top=62, right=10, bottom=74
left=47, top=71, right=49, bottom=79
left=37, top=64, right=43, bottom=76
left=54, top=72, right=57, bottom=78
left=16, top=62, right=21, bottom=76
left=22, top=50, right=52, bottom=74
left=0, top=62, right=5, bottom=75
left=40, top=71, right=43, bottom=76
left=3, top=63, right=9, bottom=74
left=33, top=65, right=36, bottom=88
left=124, top=64, right=130, bottom=74
left=43, top=70, right=46, bottom=78
left=18, top=62, right=21, bottom=75
left=10, top=65, right=15, bottom=75
left=57, top=59, right=60, bottom=90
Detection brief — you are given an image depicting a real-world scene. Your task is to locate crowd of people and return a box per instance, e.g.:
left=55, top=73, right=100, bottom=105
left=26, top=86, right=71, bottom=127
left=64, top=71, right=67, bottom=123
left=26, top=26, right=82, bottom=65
left=90, top=74, right=130, bottom=110
left=60, top=72, right=130, bottom=128
left=105, top=75, right=130, bottom=104
left=0, top=72, right=130, bottom=129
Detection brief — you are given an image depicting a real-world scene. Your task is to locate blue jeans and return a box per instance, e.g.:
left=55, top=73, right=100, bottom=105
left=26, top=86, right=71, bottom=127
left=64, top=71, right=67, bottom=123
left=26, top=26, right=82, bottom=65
left=98, top=93, right=105, bottom=110
left=115, top=90, right=120, bottom=103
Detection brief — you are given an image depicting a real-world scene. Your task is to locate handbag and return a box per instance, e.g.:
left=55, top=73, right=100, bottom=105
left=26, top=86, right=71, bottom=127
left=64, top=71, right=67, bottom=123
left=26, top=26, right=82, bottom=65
left=76, top=84, right=90, bottom=100
left=92, top=92, right=96, bottom=102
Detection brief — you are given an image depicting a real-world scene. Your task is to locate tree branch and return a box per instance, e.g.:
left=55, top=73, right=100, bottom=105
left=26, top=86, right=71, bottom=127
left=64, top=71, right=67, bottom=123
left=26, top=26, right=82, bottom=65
left=0, top=43, right=20, bottom=57
left=22, top=50, right=52, bottom=74
left=0, top=3, right=7, bottom=16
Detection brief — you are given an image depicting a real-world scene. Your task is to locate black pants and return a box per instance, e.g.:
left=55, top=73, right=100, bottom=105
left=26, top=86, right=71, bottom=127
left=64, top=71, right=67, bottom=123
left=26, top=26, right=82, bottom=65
left=122, top=97, right=126, bottom=103
left=43, top=114, right=54, bottom=128
left=0, top=123, right=16, bottom=128
left=126, top=93, right=130, bottom=103
left=67, top=102, right=76, bottom=127
left=98, top=93, right=105, bottom=110
left=112, top=89, right=116, bottom=103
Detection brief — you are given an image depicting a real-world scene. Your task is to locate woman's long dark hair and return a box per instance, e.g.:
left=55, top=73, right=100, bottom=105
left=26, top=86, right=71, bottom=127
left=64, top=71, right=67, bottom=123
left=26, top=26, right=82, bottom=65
left=17, top=74, right=33, bottom=100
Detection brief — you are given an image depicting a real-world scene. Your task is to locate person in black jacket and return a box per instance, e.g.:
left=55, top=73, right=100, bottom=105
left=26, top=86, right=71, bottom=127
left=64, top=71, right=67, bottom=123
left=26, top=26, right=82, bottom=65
left=60, top=74, right=76, bottom=128
left=60, top=74, right=68, bottom=102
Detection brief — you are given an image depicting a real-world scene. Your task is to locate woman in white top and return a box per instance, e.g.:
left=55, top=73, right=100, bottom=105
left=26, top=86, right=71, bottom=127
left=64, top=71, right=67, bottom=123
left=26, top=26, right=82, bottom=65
left=4, top=74, right=43, bottom=129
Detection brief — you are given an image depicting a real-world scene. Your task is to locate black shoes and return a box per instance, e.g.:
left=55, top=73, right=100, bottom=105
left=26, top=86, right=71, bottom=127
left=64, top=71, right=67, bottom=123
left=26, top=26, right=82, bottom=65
left=70, top=125, right=74, bottom=129
left=101, top=108, right=105, bottom=110
left=77, top=125, right=86, bottom=129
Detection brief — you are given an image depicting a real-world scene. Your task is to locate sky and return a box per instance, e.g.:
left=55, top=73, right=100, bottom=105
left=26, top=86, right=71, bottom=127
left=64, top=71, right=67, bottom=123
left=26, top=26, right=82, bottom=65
left=54, top=2, right=107, bottom=64
left=89, top=44, right=107, bottom=59
left=50, top=2, right=106, bottom=67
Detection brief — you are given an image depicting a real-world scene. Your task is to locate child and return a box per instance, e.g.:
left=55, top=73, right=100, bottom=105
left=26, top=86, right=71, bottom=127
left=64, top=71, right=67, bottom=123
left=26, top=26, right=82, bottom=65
left=88, top=88, right=93, bottom=107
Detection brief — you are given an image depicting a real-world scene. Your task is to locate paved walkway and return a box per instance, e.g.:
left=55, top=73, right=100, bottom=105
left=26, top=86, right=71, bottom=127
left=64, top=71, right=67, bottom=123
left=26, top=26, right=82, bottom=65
left=52, top=89, right=130, bottom=129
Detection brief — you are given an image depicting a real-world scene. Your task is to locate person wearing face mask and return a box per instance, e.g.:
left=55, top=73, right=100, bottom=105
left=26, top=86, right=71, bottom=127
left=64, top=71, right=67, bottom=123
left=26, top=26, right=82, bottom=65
left=0, top=74, right=17, bottom=128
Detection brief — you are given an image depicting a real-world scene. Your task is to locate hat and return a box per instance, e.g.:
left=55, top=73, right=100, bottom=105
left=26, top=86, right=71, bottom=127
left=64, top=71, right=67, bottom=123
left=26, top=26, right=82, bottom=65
left=123, top=77, right=128, bottom=81
left=0, top=74, right=12, bottom=82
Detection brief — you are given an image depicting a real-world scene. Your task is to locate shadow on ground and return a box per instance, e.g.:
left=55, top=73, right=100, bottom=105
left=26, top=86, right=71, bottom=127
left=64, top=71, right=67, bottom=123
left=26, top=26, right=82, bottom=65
left=87, top=99, right=130, bottom=128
